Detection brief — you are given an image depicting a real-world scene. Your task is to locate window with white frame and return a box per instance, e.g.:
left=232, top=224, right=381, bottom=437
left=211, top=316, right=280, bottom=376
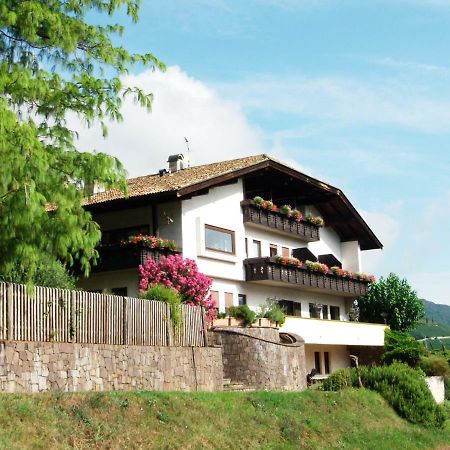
left=205, top=224, right=235, bottom=254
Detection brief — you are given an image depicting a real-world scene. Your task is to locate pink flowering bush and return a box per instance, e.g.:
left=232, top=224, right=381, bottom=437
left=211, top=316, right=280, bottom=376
left=139, top=254, right=217, bottom=321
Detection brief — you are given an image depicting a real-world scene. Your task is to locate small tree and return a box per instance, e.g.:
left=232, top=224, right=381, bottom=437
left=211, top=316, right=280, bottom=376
left=358, top=273, right=424, bottom=331
left=139, top=255, right=217, bottom=321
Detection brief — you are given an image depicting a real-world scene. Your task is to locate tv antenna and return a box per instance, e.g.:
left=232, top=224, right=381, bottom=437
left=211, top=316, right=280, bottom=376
left=184, top=137, right=191, bottom=168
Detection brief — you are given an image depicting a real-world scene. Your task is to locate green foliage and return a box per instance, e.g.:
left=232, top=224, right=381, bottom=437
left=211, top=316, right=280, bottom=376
left=0, top=1, right=164, bottom=284
left=423, top=299, right=450, bottom=328
left=411, top=321, right=450, bottom=340
left=322, top=363, right=446, bottom=428
left=358, top=273, right=424, bottom=331
left=384, top=329, right=425, bottom=366
left=0, top=253, right=75, bottom=289
left=227, top=305, right=256, bottom=327
left=141, top=284, right=182, bottom=331
left=362, top=363, right=446, bottom=428
left=321, top=368, right=356, bottom=391
left=419, top=354, right=450, bottom=377
left=258, top=297, right=286, bottom=326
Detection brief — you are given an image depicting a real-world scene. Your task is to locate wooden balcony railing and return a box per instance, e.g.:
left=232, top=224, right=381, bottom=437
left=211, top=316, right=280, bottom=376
left=244, top=257, right=369, bottom=296
left=241, top=200, right=320, bottom=242
left=92, top=243, right=179, bottom=273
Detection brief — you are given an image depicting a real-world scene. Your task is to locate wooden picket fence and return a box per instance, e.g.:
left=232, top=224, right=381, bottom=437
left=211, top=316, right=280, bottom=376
left=0, top=283, right=206, bottom=347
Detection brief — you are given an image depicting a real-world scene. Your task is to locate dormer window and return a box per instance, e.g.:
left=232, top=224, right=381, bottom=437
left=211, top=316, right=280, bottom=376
left=205, top=224, right=235, bottom=254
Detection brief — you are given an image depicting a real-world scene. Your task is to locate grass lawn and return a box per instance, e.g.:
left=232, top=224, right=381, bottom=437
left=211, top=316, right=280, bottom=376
left=0, top=389, right=449, bottom=449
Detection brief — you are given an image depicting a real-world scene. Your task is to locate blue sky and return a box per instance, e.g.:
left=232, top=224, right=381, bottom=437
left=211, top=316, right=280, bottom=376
left=80, top=0, right=450, bottom=304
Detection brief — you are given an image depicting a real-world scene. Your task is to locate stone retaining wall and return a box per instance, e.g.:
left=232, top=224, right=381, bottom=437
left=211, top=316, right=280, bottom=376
left=212, top=327, right=306, bottom=391
left=0, top=341, right=223, bottom=393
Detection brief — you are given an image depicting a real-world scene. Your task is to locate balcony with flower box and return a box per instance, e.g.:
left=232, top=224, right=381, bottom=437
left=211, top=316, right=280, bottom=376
left=244, top=257, right=373, bottom=297
left=241, top=199, right=320, bottom=242
left=92, top=236, right=180, bottom=273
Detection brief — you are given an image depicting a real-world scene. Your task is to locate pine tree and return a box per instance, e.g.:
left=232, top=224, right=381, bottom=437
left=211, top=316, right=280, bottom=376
left=0, top=1, right=164, bottom=283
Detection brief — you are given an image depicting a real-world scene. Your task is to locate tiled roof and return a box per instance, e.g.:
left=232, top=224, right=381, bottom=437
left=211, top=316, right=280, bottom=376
left=84, top=154, right=270, bottom=205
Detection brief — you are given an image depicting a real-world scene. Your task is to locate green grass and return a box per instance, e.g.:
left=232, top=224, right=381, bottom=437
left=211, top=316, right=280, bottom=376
left=0, top=389, right=449, bottom=449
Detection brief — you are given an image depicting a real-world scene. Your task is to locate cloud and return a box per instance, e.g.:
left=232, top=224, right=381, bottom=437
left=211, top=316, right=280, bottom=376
left=359, top=206, right=402, bottom=274
left=214, top=74, right=450, bottom=133
left=71, top=66, right=264, bottom=176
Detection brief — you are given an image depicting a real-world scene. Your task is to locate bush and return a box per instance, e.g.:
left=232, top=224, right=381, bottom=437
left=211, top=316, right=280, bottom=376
left=419, top=355, right=450, bottom=377
left=139, top=254, right=216, bottom=321
left=227, top=305, right=256, bottom=327
left=321, top=368, right=356, bottom=391
left=140, top=284, right=183, bottom=330
left=0, top=254, right=76, bottom=290
left=322, top=362, right=446, bottom=428
left=383, top=329, right=425, bottom=367
left=258, top=298, right=286, bottom=326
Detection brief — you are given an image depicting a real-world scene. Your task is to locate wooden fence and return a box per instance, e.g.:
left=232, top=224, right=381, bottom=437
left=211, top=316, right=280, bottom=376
left=0, top=283, right=206, bottom=347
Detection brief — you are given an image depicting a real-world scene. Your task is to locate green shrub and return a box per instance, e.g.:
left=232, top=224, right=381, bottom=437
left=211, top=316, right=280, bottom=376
left=363, top=362, right=446, bottom=428
left=258, top=298, right=286, bottom=326
left=419, top=355, right=450, bottom=377
left=321, top=368, right=356, bottom=391
left=141, top=284, right=183, bottom=330
left=227, top=305, right=256, bottom=327
left=383, top=329, right=425, bottom=366
left=322, top=362, right=446, bottom=428
left=0, top=254, right=76, bottom=290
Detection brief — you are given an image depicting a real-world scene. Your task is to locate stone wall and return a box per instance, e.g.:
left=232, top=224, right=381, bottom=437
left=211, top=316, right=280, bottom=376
left=0, top=341, right=223, bottom=393
left=212, top=327, right=307, bottom=391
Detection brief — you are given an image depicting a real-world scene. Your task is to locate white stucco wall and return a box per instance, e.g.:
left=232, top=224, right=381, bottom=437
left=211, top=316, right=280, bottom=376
left=181, top=180, right=246, bottom=281
left=281, top=316, right=386, bottom=346
left=158, top=200, right=183, bottom=245
left=304, top=344, right=350, bottom=374
left=341, top=241, right=362, bottom=273
left=244, top=227, right=308, bottom=258
left=425, top=376, right=445, bottom=404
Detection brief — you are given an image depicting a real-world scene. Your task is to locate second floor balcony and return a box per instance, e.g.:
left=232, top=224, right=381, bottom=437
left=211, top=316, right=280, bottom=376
left=92, top=242, right=179, bottom=273
left=244, top=257, right=371, bottom=296
left=241, top=200, right=320, bottom=242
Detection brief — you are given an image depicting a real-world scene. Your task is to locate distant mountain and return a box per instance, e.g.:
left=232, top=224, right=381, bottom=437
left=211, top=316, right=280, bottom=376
left=422, top=299, right=450, bottom=327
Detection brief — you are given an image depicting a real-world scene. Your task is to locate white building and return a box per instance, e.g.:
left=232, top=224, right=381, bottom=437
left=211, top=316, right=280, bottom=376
left=78, top=154, right=386, bottom=376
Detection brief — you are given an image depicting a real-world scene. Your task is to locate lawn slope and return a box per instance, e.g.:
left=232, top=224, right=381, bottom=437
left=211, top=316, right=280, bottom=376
left=0, top=389, right=449, bottom=449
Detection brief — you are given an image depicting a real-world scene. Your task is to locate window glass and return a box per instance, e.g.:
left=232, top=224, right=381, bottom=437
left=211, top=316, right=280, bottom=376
left=111, top=287, right=128, bottom=296
left=205, top=225, right=235, bottom=254
left=322, top=305, right=329, bottom=320
left=314, top=352, right=321, bottom=373
left=238, top=294, right=247, bottom=306
left=324, top=352, right=330, bottom=374
left=330, top=306, right=340, bottom=320
left=270, top=244, right=277, bottom=257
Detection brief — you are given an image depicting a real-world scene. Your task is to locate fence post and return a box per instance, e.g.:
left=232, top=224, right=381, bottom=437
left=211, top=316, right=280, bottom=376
left=201, top=307, right=208, bottom=347
left=166, top=303, right=174, bottom=346
left=6, top=283, right=13, bottom=341
left=70, top=290, right=76, bottom=343
left=122, top=296, right=128, bottom=345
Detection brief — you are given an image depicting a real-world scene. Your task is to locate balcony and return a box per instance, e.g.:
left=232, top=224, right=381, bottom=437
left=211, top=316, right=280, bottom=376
left=280, top=316, right=386, bottom=346
left=241, top=200, right=320, bottom=242
left=92, top=243, right=179, bottom=273
left=244, top=257, right=370, bottom=296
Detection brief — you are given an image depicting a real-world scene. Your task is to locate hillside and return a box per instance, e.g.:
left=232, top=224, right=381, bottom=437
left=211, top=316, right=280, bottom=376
left=411, top=322, right=450, bottom=340
left=423, top=299, right=450, bottom=327
left=0, top=390, right=448, bottom=449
